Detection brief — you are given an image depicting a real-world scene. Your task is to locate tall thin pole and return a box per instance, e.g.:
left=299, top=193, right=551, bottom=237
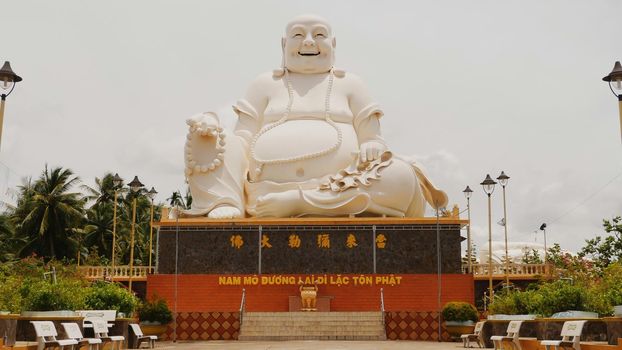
left=436, top=207, right=442, bottom=342
left=543, top=228, right=547, bottom=263
left=618, top=96, right=622, bottom=142
left=258, top=226, right=262, bottom=275
left=149, top=199, right=154, bottom=270
left=128, top=197, right=137, bottom=292
left=502, top=185, right=509, bottom=287
left=372, top=225, right=377, bottom=274
left=466, top=197, right=472, bottom=274
left=173, top=205, right=179, bottom=343
left=487, top=193, right=493, bottom=301
left=111, top=190, right=118, bottom=273
left=0, top=96, right=5, bottom=150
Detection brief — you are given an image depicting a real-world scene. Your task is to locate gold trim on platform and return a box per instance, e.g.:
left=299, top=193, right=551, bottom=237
left=156, top=208, right=468, bottom=227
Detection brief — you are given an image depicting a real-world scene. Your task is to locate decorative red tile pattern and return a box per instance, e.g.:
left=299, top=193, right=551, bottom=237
left=160, top=312, right=240, bottom=341
left=385, top=311, right=451, bottom=341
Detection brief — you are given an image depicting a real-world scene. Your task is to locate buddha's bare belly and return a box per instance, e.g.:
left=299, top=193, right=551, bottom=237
left=251, top=119, right=359, bottom=183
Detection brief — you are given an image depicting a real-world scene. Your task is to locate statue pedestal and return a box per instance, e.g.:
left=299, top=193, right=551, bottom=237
left=154, top=216, right=467, bottom=275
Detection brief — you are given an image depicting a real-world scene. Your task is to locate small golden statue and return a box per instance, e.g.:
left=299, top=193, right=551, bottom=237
left=299, top=284, right=318, bottom=311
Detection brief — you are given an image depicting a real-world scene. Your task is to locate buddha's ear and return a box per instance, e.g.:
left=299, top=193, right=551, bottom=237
left=281, top=37, right=286, bottom=50
left=332, top=37, right=336, bottom=48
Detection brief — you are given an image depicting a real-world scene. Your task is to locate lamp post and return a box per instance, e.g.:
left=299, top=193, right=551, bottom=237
left=111, top=173, right=123, bottom=275
left=540, top=223, right=547, bottom=263
left=462, top=186, right=473, bottom=273
left=602, top=61, right=622, bottom=141
left=146, top=187, right=158, bottom=271
left=480, top=174, right=497, bottom=301
left=0, top=61, right=23, bottom=151
left=127, top=176, right=144, bottom=292
left=497, top=171, right=510, bottom=288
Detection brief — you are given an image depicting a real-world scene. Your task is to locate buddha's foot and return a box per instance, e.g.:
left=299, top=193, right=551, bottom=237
left=255, top=191, right=302, bottom=217
left=208, top=206, right=242, bottom=219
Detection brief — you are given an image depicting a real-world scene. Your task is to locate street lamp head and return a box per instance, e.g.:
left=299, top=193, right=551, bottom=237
left=496, top=171, right=510, bottom=187
left=0, top=61, right=22, bottom=95
left=539, top=223, right=547, bottom=231
left=480, top=174, right=497, bottom=195
left=112, top=173, right=123, bottom=188
left=463, top=185, right=473, bottom=199
left=128, top=176, right=144, bottom=193
left=603, top=61, right=622, bottom=94
left=147, top=187, right=158, bottom=200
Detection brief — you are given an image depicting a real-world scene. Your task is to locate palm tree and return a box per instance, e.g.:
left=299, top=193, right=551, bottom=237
left=15, top=166, right=85, bottom=260
left=166, top=191, right=185, bottom=209
left=166, top=188, right=192, bottom=209
left=82, top=173, right=119, bottom=208
left=0, top=214, right=19, bottom=261
left=82, top=204, right=115, bottom=260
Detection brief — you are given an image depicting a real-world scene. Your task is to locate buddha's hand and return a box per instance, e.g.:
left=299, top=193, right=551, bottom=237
left=359, top=141, right=387, bottom=163
left=186, top=111, right=221, bottom=137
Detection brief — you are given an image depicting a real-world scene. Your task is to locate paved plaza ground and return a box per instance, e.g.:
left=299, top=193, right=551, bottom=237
left=157, top=340, right=467, bottom=350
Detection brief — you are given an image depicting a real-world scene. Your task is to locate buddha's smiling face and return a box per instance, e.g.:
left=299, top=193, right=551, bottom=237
left=283, top=15, right=335, bottom=74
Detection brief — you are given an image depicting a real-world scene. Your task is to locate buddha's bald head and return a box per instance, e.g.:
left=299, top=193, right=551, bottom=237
left=282, top=14, right=335, bottom=74
left=285, top=14, right=333, bottom=36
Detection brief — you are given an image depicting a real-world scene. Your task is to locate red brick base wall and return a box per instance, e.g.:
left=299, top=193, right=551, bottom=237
left=147, top=274, right=473, bottom=312
left=149, top=274, right=473, bottom=341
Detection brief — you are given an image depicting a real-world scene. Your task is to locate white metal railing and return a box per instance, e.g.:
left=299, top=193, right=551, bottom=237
left=239, top=288, right=246, bottom=327
left=77, top=265, right=153, bottom=280
left=464, top=263, right=551, bottom=277
left=380, top=287, right=385, bottom=325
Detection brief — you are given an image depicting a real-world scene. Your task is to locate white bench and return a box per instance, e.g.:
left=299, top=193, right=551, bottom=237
left=76, top=310, right=117, bottom=329
left=129, top=324, right=157, bottom=349
left=30, top=321, right=78, bottom=350
left=461, top=321, right=485, bottom=348
left=92, top=317, right=125, bottom=350
left=61, top=322, right=102, bottom=350
left=541, top=320, right=587, bottom=350
left=491, top=321, right=527, bottom=350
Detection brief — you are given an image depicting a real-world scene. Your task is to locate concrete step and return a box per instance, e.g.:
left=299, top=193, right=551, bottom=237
left=238, top=335, right=385, bottom=341
left=244, top=320, right=378, bottom=327
left=239, top=312, right=386, bottom=341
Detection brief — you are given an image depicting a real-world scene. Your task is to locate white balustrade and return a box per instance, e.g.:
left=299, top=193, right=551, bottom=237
left=77, top=266, right=153, bottom=281
left=464, top=263, right=551, bottom=278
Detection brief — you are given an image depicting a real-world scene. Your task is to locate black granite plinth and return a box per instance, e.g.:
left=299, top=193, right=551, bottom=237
left=155, top=218, right=465, bottom=275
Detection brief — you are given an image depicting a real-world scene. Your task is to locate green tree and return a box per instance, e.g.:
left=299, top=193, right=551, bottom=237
left=578, top=216, right=622, bottom=271
left=0, top=214, right=19, bottom=261
left=166, top=188, right=192, bottom=209
left=82, top=204, right=115, bottom=261
left=521, top=249, right=543, bottom=264
left=82, top=173, right=120, bottom=208
left=14, top=166, right=85, bottom=260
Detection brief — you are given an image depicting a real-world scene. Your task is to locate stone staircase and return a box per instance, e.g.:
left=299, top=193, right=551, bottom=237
left=238, top=311, right=386, bottom=341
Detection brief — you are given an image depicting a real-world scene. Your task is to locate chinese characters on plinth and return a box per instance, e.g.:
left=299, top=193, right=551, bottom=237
left=229, top=233, right=389, bottom=250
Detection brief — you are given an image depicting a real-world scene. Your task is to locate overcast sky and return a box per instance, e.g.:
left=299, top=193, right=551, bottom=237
left=1, top=0, right=621, bottom=254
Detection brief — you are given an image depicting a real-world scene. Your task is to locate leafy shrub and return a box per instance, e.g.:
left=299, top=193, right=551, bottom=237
left=441, top=302, right=478, bottom=322
left=584, top=287, right=613, bottom=316
left=138, top=295, right=173, bottom=324
left=488, top=290, right=519, bottom=315
left=85, top=281, right=138, bottom=315
left=0, top=276, right=25, bottom=312
left=21, top=279, right=88, bottom=311
left=490, top=280, right=597, bottom=317
left=536, top=281, right=587, bottom=317
left=602, top=263, right=622, bottom=306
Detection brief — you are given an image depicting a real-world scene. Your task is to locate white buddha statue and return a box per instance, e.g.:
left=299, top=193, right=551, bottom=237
left=181, top=14, right=447, bottom=219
